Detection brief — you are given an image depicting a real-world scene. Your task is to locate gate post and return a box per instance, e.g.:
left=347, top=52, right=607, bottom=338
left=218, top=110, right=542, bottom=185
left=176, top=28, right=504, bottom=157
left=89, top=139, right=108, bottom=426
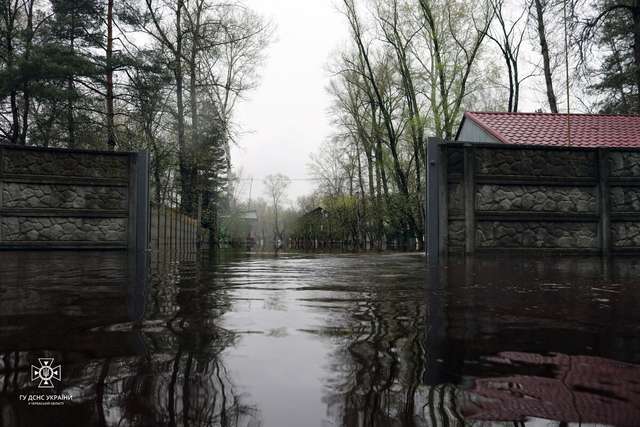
left=426, top=138, right=444, bottom=264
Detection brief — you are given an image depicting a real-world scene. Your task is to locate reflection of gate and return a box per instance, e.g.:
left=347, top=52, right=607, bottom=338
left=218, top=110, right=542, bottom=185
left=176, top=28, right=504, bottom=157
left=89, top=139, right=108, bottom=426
left=0, top=145, right=149, bottom=251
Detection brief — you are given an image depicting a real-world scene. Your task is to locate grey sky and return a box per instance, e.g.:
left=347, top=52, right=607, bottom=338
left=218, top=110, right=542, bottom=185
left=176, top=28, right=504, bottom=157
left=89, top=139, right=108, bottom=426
left=232, top=0, right=349, bottom=207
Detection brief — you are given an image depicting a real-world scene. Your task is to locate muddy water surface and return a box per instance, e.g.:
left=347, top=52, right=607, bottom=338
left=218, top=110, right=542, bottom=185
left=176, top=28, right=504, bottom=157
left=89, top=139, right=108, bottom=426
left=0, top=251, right=639, bottom=426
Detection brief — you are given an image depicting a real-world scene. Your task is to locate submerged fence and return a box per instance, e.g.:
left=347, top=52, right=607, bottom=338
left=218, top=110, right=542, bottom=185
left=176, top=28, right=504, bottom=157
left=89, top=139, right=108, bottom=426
left=427, top=139, right=640, bottom=259
left=0, top=144, right=214, bottom=255
left=0, top=144, right=148, bottom=250
left=150, top=203, right=209, bottom=255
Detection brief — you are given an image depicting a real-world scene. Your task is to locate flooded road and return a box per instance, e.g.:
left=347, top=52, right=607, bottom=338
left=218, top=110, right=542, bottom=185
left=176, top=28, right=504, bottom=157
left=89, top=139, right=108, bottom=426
left=1, top=251, right=639, bottom=426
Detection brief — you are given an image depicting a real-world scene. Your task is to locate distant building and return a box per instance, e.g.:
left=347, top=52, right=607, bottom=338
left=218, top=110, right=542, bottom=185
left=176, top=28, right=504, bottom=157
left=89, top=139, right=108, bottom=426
left=238, top=210, right=258, bottom=244
left=221, top=209, right=258, bottom=247
left=456, top=112, right=640, bottom=147
left=239, top=210, right=258, bottom=223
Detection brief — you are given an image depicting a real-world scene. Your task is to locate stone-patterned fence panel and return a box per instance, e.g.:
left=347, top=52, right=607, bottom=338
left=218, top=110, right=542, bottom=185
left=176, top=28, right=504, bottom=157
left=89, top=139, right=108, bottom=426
left=0, top=145, right=148, bottom=250
left=426, top=139, right=640, bottom=258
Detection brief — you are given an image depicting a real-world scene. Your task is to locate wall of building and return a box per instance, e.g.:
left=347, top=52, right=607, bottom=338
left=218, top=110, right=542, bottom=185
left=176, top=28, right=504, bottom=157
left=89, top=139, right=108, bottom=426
left=426, top=139, right=640, bottom=256
left=456, top=119, right=500, bottom=143
left=0, top=145, right=148, bottom=250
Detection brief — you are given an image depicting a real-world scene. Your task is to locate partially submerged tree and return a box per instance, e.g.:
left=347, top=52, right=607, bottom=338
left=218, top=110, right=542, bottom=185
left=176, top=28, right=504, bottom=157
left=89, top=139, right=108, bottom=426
left=0, top=0, right=271, bottom=250
left=263, top=174, right=291, bottom=248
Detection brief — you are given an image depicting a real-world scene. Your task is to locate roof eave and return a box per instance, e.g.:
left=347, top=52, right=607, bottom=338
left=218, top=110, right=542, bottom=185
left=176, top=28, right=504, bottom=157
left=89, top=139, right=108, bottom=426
left=464, top=112, right=512, bottom=144
left=454, top=113, right=467, bottom=141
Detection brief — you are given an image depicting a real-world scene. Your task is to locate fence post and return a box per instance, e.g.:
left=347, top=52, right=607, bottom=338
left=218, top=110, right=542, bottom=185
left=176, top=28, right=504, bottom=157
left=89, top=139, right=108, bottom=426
left=599, top=148, right=611, bottom=255
left=129, top=152, right=149, bottom=252
left=173, top=198, right=178, bottom=254
left=156, top=204, right=160, bottom=252
left=426, top=138, right=442, bottom=264
left=163, top=206, right=167, bottom=252
left=197, top=193, right=202, bottom=249
left=463, top=145, right=475, bottom=255
left=168, top=202, right=172, bottom=254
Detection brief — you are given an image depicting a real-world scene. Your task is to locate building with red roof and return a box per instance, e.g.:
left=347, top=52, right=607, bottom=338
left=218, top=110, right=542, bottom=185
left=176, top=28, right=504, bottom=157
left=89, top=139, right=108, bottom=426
left=456, top=111, right=640, bottom=148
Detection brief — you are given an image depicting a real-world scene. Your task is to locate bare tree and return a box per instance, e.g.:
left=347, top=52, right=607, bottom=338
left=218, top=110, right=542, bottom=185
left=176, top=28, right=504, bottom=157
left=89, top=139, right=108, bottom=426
left=141, top=0, right=190, bottom=210
left=417, top=0, right=494, bottom=139
left=106, top=0, right=115, bottom=150
left=531, top=0, right=559, bottom=112
left=487, top=0, right=530, bottom=112
left=263, top=174, right=291, bottom=248
left=342, top=0, right=420, bottom=248
left=374, top=0, right=426, bottom=247
left=322, top=0, right=500, bottom=250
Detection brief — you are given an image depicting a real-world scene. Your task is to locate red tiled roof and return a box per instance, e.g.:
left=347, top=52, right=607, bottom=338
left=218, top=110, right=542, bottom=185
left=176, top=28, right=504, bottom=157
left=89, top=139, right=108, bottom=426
left=461, top=111, right=640, bottom=148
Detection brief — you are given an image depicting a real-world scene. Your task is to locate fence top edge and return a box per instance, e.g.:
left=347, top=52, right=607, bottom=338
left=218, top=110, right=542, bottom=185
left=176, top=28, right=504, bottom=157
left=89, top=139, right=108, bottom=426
left=0, top=144, right=145, bottom=157
left=433, top=140, right=640, bottom=153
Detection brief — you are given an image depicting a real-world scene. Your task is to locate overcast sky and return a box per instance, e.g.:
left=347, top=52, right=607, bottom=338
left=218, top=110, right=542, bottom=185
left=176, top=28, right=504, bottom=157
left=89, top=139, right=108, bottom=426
left=232, top=0, right=348, bottom=207
left=230, top=1, right=575, bottom=209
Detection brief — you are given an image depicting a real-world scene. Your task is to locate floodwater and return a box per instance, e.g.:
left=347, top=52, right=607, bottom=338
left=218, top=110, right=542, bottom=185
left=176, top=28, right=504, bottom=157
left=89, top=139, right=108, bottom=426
left=0, top=251, right=639, bottom=427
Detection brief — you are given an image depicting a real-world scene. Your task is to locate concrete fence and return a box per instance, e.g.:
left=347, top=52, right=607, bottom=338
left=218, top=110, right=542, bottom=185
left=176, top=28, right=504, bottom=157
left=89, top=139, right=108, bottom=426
left=426, top=138, right=640, bottom=260
left=0, top=144, right=148, bottom=250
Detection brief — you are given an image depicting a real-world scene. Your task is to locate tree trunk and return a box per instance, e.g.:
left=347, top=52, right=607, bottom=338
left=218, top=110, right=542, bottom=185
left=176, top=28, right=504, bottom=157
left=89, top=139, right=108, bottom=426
left=355, top=140, right=366, bottom=248
left=19, top=0, right=32, bottom=147
left=633, top=1, right=640, bottom=113
left=3, top=2, right=19, bottom=144
left=9, top=90, right=19, bottom=144
left=175, top=0, right=191, bottom=214
left=20, top=0, right=34, bottom=145
left=534, top=0, right=559, bottom=113
left=67, top=12, right=76, bottom=148
left=189, top=52, right=199, bottom=215
left=106, top=0, right=115, bottom=150
left=188, top=3, right=204, bottom=214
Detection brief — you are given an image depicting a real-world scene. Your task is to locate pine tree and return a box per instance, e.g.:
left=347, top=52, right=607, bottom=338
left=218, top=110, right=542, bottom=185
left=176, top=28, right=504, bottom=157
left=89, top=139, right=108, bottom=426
left=49, top=0, right=103, bottom=147
left=585, top=0, right=640, bottom=114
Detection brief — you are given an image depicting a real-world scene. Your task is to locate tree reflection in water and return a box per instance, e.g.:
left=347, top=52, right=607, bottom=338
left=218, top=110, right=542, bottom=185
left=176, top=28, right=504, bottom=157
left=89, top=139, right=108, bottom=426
left=314, top=255, right=640, bottom=427
left=310, top=263, right=432, bottom=426
left=2, top=252, right=640, bottom=426
left=0, top=251, right=261, bottom=427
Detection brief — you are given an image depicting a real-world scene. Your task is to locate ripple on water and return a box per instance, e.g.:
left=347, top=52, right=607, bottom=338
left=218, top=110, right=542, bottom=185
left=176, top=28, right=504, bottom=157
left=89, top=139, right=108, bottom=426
left=0, top=251, right=639, bottom=426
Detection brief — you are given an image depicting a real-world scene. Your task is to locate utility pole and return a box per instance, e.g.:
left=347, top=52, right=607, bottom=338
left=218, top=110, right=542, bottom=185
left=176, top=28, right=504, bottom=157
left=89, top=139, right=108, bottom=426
left=563, top=0, right=571, bottom=145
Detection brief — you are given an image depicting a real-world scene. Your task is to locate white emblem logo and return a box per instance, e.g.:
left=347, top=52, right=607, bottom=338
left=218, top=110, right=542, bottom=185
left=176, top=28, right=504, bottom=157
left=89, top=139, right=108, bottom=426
left=31, top=358, right=61, bottom=388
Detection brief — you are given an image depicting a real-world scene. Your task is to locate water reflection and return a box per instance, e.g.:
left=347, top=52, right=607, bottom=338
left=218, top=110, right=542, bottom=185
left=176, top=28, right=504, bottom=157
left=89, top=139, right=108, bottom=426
left=0, top=251, right=639, bottom=426
left=0, top=251, right=258, bottom=427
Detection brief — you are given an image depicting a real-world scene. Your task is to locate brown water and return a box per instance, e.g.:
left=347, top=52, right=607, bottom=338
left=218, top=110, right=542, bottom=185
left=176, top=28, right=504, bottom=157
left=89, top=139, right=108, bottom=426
left=0, top=251, right=639, bottom=427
